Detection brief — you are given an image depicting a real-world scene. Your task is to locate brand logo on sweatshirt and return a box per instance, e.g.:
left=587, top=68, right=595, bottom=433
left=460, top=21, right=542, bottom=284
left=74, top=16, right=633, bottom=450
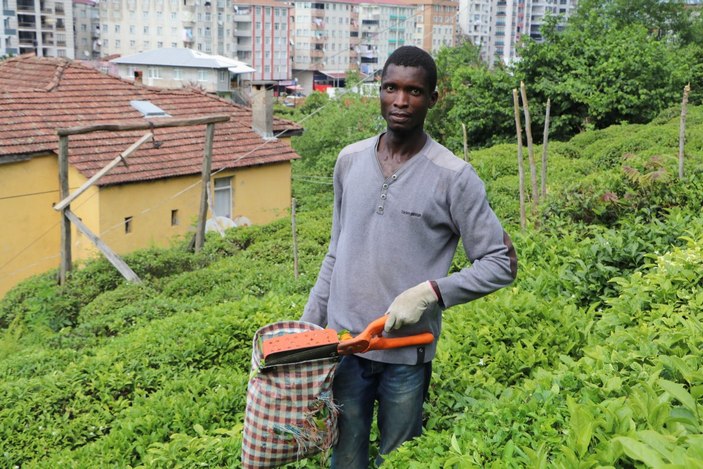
left=401, top=210, right=422, bottom=218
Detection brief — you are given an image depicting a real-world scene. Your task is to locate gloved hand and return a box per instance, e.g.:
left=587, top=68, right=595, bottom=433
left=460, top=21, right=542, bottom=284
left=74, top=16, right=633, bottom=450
left=384, top=281, right=438, bottom=332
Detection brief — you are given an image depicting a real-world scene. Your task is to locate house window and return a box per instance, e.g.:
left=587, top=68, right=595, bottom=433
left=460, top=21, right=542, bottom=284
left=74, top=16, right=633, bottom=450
left=171, top=209, right=179, bottom=226
left=124, top=216, right=133, bottom=233
left=213, top=177, right=232, bottom=218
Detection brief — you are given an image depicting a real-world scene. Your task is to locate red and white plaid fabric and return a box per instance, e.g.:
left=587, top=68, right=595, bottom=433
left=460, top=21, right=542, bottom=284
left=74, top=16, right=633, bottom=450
left=241, top=321, right=340, bottom=468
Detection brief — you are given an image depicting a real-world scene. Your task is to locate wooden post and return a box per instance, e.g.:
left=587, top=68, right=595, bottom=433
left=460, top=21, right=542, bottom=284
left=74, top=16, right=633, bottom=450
left=679, top=84, right=690, bottom=179
left=541, top=98, right=551, bottom=199
left=512, top=89, right=527, bottom=230
left=291, top=198, right=299, bottom=279
left=58, top=134, right=72, bottom=285
left=461, top=123, right=469, bottom=162
left=194, top=123, right=216, bottom=252
left=64, top=210, right=141, bottom=283
left=520, top=81, right=539, bottom=209
left=57, top=115, right=230, bottom=136
left=54, top=132, right=153, bottom=211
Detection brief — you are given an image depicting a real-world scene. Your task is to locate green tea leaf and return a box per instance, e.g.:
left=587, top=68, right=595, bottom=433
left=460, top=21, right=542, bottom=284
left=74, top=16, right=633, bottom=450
left=567, top=399, right=593, bottom=458
left=659, top=379, right=698, bottom=415
left=614, top=436, right=666, bottom=467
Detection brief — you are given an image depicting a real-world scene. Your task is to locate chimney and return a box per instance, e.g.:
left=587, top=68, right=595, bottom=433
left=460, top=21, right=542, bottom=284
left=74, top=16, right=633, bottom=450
left=251, top=81, right=274, bottom=139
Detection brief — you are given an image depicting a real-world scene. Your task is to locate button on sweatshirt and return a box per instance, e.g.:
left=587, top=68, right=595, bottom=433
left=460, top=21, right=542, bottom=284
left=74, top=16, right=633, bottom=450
left=302, top=134, right=517, bottom=365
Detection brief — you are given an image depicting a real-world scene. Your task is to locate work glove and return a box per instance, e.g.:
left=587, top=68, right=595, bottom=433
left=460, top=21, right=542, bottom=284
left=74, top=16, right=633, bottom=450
left=384, top=281, right=438, bottom=332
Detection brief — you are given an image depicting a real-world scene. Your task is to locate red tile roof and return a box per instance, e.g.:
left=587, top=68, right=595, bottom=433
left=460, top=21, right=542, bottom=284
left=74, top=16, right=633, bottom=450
left=0, top=54, right=302, bottom=186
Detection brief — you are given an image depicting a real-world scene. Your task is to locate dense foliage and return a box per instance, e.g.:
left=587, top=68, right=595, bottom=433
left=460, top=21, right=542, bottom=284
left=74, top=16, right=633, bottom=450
left=429, top=0, right=703, bottom=155
left=2, top=81, right=703, bottom=467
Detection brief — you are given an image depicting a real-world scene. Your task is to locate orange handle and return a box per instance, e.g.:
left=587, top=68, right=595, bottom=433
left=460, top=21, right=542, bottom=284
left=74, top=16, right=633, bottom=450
left=337, top=316, right=434, bottom=355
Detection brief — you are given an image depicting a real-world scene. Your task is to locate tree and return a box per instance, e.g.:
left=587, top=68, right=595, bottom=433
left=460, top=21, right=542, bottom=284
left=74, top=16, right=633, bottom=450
left=515, top=4, right=699, bottom=140
left=427, top=43, right=517, bottom=152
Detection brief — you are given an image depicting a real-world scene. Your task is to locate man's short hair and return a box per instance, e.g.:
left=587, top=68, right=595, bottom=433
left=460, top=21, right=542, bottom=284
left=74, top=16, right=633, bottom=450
left=381, top=46, right=437, bottom=93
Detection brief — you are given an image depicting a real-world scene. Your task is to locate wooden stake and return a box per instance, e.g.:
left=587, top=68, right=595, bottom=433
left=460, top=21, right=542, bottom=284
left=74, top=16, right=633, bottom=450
left=58, top=134, right=72, bottom=285
left=64, top=210, right=141, bottom=283
left=520, top=82, right=539, bottom=209
left=291, top=198, right=299, bottom=279
left=541, top=98, right=551, bottom=199
left=512, top=89, right=527, bottom=230
left=194, top=123, right=216, bottom=252
left=461, top=123, right=469, bottom=162
left=54, top=132, right=153, bottom=211
left=679, top=84, right=690, bottom=179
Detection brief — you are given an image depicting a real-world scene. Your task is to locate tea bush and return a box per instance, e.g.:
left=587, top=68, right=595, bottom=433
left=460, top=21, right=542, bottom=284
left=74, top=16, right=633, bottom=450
left=2, top=103, right=703, bottom=468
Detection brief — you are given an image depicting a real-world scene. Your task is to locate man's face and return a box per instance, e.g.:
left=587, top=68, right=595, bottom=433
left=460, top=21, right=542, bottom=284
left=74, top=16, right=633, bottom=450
left=380, top=64, right=438, bottom=134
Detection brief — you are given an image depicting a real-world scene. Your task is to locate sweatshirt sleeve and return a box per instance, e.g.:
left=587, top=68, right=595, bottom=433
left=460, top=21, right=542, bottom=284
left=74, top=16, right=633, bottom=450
left=434, top=165, right=517, bottom=308
left=300, top=156, right=344, bottom=326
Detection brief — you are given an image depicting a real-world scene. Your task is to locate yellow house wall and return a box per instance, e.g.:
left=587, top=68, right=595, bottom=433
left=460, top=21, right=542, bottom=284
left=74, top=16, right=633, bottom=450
left=0, top=155, right=61, bottom=298
left=232, top=162, right=292, bottom=225
left=1, top=154, right=293, bottom=299
left=97, top=175, right=203, bottom=253
left=96, top=161, right=292, bottom=255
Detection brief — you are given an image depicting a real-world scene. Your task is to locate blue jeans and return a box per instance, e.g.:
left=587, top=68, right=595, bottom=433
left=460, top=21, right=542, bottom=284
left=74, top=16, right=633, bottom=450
left=330, top=355, right=427, bottom=468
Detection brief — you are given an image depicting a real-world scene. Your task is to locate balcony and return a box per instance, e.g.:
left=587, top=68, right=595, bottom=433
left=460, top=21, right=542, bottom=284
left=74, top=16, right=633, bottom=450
left=236, top=42, right=252, bottom=52
left=17, top=15, right=36, bottom=28
left=18, top=31, right=36, bottom=45
left=17, top=0, right=35, bottom=12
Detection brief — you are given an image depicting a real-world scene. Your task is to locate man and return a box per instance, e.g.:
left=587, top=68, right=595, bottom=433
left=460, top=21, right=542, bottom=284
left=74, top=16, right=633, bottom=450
left=302, top=46, right=517, bottom=468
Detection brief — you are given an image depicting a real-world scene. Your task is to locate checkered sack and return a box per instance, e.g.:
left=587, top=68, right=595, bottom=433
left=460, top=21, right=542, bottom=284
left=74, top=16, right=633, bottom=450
left=241, top=321, right=340, bottom=468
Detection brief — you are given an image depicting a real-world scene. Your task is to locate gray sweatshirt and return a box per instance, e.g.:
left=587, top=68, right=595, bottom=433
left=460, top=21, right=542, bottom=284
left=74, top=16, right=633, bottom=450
left=302, top=134, right=517, bottom=365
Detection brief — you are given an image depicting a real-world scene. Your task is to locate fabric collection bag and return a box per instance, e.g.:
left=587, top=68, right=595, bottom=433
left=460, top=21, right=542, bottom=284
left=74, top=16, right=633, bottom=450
left=241, top=321, right=340, bottom=468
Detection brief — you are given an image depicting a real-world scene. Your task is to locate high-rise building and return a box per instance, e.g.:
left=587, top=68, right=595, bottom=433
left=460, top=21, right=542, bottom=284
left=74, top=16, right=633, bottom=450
left=458, top=0, right=578, bottom=68
left=233, top=0, right=292, bottom=81
left=413, top=0, right=456, bottom=54
left=290, top=0, right=458, bottom=92
left=356, top=0, right=417, bottom=74
left=99, top=0, right=233, bottom=60
left=1, top=0, right=19, bottom=56
left=73, top=0, right=99, bottom=59
left=457, top=0, right=491, bottom=61
left=97, top=0, right=290, bottom=82
left=6, top=0, right=75, bottom=57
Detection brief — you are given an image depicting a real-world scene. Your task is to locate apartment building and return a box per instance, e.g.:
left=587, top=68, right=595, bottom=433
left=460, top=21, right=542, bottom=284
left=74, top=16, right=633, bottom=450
left=458, top=0, right=578, bottom=67
left=414, top=0, right=456, bottom=53
left=290, top=0, right=457, bottom=92
left=73, top=0, right=98, bottom=59
left=458, top=0, right=491, bottom=61
left=3, top=0, right=74, bottom=57
left=98, top=0, right=231, bottom=60
left=97, top=0, right=289, bottom=82
left=233, top=0, right=292, bottom=81
left=355, top=0, right=416, bottom=75
left=2, top=0, right=19, bottom=56
left=290, top=0, right=355, bottom=89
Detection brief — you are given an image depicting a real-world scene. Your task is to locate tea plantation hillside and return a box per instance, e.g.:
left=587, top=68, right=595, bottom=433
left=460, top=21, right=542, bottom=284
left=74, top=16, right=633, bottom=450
left=1, top=106, right=702, bottom=468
